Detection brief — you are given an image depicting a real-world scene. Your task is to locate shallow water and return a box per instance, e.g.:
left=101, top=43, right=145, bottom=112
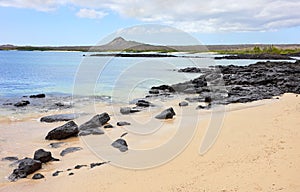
left=2, top=50, right=294, bottom=100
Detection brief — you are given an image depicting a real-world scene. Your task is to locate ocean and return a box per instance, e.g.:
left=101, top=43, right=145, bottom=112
left=0, top=50, right=295, bottom=102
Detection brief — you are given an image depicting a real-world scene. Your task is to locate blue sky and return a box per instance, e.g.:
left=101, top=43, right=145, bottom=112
left=0, top=0, right=299, bottom=46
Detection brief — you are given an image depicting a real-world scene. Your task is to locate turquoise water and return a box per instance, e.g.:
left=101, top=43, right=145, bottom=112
left=0, top=51, right=204, bottom=99
left=0, top=51, right=82, bottom=97
left=0, top=50, right=295, bottom=100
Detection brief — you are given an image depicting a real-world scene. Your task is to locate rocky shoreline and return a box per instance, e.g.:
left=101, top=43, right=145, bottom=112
left=1, top=59, right=300, bottom=183
left=148, top=60, right=300, bottom=105
left=214, top=53, right=293, bottom=60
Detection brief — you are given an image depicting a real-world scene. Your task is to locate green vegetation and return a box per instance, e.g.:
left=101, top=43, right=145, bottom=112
left=214, top=45, right=300, bottom=55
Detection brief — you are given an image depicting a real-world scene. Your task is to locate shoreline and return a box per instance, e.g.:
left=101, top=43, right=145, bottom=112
left=0, top=58, right=299, bottom=191
left=0, top=93, right=299, bottom=191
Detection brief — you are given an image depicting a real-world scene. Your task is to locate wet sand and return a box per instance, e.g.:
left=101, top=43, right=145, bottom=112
left=0, top=93, right=299, bottom=192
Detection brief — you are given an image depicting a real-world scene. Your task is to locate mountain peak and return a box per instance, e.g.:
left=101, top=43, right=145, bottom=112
left=114, top=36, right=125, bottom=41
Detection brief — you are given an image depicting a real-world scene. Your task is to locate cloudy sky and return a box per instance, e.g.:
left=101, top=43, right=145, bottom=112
left=0, top=0, right=299, bottom=45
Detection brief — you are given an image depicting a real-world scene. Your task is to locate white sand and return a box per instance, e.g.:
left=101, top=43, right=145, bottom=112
left=0, top=93, right=299, bottom=192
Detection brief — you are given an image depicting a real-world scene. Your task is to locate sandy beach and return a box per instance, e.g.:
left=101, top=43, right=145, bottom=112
left=0, top=93, right=299, bottom=192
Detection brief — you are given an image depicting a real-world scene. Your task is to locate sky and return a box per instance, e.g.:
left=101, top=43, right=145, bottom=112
left=0, top=0, right=300, bottom=46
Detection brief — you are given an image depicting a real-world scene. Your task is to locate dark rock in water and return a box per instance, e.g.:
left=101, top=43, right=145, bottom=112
left=167, top=60, right=300, bottom=105
left=74, top=165, right=87, bottom=169
left=54, top=102, right=73, bottom=108
left=32, top=173, right=45, bottom=180
left=136, top=100, right=152, bottom=107
left=155, top=107, right=176, bottom=119
left=14, top=100, right=30, bottom=107
left=40, top=113, right=79, bottom=123
left=179, top=101, right=188, bottom=107
left=117, top=121, right=131, bottom=126
left=3, top=102, right=13, bottom=106
left=52, top=170, right=63, bottom=177
left=120, top=107, right=141, bottom=114
left=104, top=124, right=113, bottom=128
left=2, top=156, right=18, bottom=162
left=78, top=129, right=104, bottom=136
left=90, top=162, right=109, bottom=169
left=204, top=96, right=212, bottom=103
left=49, top=142, right=65, bottom=148
left=8, top=158, right=42, bottom=181
left=79, top=113, right=110, bottom=130
left=151, top=85, right=175, bottom=92
left=60, top=147, right=82, bottom=156
left=111, top=139, right=128, bottom=152
left=45, top=121, right=79, bottom=140
left=178, top=67, right=202, bottom=73
left=29, top=94, right=46, bottom=98
left=68, top=172, right=74, bottom=176
left=33, top=149, right=59, bottom=163
left=149, top=89, right=159, bottom=94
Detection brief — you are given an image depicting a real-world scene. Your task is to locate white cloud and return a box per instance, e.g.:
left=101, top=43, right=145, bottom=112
left=76, top=8, right=107, bottom=19
left=0, top=0, right=63, bottom=11
left=0, top=0, right=300, bottom=32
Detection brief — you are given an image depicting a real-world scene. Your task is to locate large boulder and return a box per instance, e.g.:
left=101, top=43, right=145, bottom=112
left=8, top=158, right=42, bottom=181
left=33, top=149, right=59, bottom=163
left=79, top=113, right=110, bottom=130
left=45, top=121, right=79, bottom=140
left=155, top=107, right=176, bottom=119
left=40, top=113, right=79, bottom=123
left=78, top=113, right=110, bottom=136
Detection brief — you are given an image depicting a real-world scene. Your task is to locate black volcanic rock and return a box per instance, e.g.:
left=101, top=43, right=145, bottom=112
left=151, top=85, right=175, bottom=92
left=60, top=147, right=82, bottom=156
left=14, top=100, right=30, bottom=107
left=135, top=100, right=153, bottom=107
left=111, top=138, right=128, bottom=152
left=33, top=149, right=59, bottom=163
left=117, top=121, right=131, bottom=126
left=9, top=158, right=42, bottom=181
left=104, top=124, right=114, bottom=129
left=79, top=113, right=110, bottom=130
left=179, top=101, right=189, bottom=107
left=168, top=60, right=300, bottom=104
left=45, top=121, right=79, bottom=140
left=32, top=173, right=45, bottom=180
left=178, top=67, right=202, bottom=73
left=40, top=113, right=79, bottom=123
left=29, top=94, right=46, bottom=98
left=120, top=107, right=140, bottom=114
left=155, top=107, right=176, bottom=119
left=78, top=113, right=110, bottom=136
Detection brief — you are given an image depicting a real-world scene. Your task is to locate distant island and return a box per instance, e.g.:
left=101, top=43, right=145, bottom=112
left=1, top=37, right=300, bottom=56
